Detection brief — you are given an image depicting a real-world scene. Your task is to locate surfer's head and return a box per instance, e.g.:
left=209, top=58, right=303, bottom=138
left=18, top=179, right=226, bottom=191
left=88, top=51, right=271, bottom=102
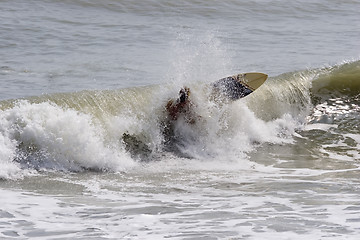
left=179, top=87, right=190, bottom=103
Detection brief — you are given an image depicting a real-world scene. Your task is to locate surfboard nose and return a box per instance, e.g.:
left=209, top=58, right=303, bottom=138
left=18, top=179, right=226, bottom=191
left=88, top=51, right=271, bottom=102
left=243, top=72, right=268, bottom=80
left=260, top=73, right=268, bottom=78
left=238, top=72, right=268, bottom=89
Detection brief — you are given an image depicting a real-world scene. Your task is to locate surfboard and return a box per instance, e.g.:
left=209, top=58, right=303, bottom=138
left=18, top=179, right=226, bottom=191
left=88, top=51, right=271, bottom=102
left=212, top=72, right=268, bottom=101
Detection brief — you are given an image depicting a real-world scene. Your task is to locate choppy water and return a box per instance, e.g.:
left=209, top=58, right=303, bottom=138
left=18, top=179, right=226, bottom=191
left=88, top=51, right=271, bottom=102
left=1, top=0, right=360, bottom=239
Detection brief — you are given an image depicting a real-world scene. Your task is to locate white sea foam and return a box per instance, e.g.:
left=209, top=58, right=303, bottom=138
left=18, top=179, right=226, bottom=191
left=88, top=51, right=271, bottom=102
left=0, top=100, right=136, bottom=179
left=304, top=123, right=338, bottom=131
left=0, top=89, right=303, bottom=179
left=0, top=110, right=23, bottom=179
left=345, top=134, right=360, bottom=146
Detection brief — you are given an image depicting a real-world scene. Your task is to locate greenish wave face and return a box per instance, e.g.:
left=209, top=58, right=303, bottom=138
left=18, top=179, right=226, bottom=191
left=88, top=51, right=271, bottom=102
left=260, top=60, right=360, bottom=171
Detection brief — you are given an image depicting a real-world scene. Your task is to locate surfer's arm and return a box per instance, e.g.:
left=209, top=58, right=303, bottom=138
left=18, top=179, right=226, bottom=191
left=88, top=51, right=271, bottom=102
left=166, top=99, right=173, bottom=110
left=166, top=99, right=179, bottom=120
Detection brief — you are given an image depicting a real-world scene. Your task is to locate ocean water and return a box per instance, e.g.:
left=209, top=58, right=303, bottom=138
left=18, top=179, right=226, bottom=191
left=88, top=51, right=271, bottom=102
left=1, top=0, right=360, bottom=239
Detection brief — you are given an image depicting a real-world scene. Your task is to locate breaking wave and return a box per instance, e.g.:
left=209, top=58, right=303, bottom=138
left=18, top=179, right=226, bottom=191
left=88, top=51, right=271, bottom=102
left=1, top=60, right=359, bottom=179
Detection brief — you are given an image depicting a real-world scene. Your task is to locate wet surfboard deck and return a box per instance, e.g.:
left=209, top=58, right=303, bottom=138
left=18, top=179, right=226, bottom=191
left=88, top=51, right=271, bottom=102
left=212, top=72, right=268, bottom=101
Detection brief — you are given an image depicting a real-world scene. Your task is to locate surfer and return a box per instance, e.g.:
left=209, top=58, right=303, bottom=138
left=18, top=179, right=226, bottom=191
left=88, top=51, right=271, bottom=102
left=166, top=87, right=196, bottom=124
left=162, top=87, right=198, bottom=152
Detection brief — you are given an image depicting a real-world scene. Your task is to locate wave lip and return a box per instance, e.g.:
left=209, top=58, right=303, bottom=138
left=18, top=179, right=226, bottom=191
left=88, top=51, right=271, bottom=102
left=311, top=60, right=360, bottom=98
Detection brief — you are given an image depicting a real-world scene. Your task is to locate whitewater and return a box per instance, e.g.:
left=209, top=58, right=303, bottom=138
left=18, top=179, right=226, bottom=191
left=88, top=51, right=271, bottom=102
left=1, top=0, right=360, bottom=239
